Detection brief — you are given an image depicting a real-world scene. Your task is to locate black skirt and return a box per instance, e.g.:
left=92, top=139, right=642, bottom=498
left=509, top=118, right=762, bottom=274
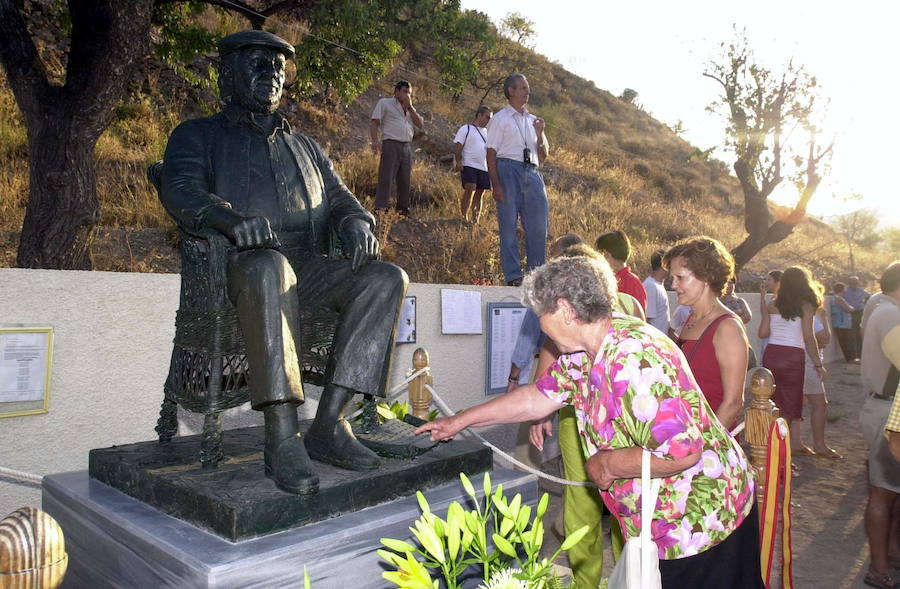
left=658, top=502, right=765, bottom=589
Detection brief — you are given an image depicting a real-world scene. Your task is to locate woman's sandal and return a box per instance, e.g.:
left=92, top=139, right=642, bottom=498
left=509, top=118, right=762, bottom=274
left=865, top=569, right=900, bottom=589
left=812, top=447, right=843, bottom=460
left=792, top=446, right=817, bottom=456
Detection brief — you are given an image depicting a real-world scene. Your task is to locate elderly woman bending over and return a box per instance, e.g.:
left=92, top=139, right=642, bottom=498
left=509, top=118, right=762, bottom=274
left=416, top=256, right=763, bottom=588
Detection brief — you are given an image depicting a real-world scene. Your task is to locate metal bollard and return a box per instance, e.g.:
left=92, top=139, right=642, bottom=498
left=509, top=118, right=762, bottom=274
left=408, top=347, right=433, bottom=420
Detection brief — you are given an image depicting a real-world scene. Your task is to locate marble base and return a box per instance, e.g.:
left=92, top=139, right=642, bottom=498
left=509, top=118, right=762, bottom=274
left=88, top=424, right=489, bottom=540
left=44, top=468, right=538, bottom=589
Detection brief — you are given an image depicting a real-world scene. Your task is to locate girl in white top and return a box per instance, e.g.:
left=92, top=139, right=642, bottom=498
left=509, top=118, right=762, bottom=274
left=795, top=305, right=842, bottom=458
left=760, top=267, right=834, bottom=457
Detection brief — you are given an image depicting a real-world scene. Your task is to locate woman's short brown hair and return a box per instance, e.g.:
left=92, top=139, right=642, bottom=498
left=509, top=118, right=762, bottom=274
left=662, top=236, right=735, bottom=297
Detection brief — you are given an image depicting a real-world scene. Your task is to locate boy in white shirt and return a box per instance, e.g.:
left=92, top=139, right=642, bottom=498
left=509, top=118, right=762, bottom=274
left=452, top=106, right=492, bottom=222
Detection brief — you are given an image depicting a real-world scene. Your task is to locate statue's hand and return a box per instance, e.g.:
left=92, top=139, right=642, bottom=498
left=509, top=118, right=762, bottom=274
left=341, top=217, right=379, bottom=272
left=205, top=207, right=279, bottom=251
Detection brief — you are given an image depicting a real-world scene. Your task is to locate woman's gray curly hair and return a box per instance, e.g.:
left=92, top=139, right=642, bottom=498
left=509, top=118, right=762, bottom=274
left=522, top=256, right=617, bottom=322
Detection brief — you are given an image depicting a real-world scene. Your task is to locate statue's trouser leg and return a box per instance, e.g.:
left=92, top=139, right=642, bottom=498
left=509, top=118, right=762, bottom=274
left=227, top=249, right=305, bottom=408
left=295, top=257, right=409, bottom=470
left=227, top=250, right=317, bottom=494
left=295, top=257, right=409, bottom=397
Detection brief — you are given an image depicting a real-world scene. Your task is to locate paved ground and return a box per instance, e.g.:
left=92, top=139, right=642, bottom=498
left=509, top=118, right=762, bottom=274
left=534, top=360, right=876, bottom=587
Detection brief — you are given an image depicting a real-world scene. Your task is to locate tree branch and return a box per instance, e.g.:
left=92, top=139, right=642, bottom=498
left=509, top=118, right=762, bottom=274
left=0, top=0, right=52, bottom=123
left=63, top=1, right=155, bottom=135
left=174, top=0, right=269, bottom=28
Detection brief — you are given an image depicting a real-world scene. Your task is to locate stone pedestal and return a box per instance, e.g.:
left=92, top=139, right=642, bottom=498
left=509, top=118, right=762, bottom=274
left=44, top=468, right=537, bottom=589
left=88, top=424, right=488, bottom=540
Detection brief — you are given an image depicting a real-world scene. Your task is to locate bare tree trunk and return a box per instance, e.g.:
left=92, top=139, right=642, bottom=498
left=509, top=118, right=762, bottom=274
left=847, top=238, right=855, bottom=275
left=0, top=0, right=154, bottom=268
left=17, top=117, right=99, bottom=268
left=731, top=219, right=799, bottom=271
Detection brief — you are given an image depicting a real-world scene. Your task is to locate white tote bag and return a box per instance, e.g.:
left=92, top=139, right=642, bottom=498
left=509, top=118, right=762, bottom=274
left=608, top=449, right=662, bottom=589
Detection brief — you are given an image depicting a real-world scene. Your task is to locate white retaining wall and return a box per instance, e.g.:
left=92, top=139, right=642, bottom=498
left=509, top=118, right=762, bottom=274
left=0, top=269, right=524, bottom=515
left=0, top=268, right=843, bottom=515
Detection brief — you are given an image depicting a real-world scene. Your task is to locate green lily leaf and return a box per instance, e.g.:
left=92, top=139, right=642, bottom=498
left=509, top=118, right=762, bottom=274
left=509, top=494, right=522, bottom=519
left=532, top=520, right=544, bottom=549
left=381, top=551, right=435, bottom=589
left=516, top=505, right=531, bottom=530
left=413, top=520, right=445, bottom=563
left=560, top=524, right=590, bottom=551
left=464, top=510, right=481, bottom=535
left=377, top=404, right=397, bottom=420
left=447, top=515, right=461, bottom=560
left=492, top=533, right=518, bottom=558
left=460, top=526, right=474, bottom=551
left=492, top=495, right=510, bottom=518
left=459, top=472, right=476, bottom=499
left=378, top=548, right=405, bottom=567
left=536, top=493, right=549, bottom=520
left=416, top=490, right=431, bottom=515
left=381, top=538, right=417, bottom=553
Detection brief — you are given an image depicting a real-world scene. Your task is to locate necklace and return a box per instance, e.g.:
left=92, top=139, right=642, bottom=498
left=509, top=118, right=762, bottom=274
left=684, top=306, right=717, bottom=332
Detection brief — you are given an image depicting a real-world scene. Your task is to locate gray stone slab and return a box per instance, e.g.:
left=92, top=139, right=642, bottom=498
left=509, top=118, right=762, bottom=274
left=88, top=424, right=490, bottom=540
left=44, top=468, right=537, bottom=589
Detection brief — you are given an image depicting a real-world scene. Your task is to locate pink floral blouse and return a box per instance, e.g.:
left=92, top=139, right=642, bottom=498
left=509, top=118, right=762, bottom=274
left=534, top=314, right=755, bottom=559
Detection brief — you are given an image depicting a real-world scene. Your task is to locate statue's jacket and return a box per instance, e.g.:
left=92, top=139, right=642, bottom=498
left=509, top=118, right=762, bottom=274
left=160, top=104, right=374, bottom=259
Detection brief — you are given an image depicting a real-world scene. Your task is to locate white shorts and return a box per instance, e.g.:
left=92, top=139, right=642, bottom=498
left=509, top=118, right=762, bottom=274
left=803, top=350, right=825, bottom=395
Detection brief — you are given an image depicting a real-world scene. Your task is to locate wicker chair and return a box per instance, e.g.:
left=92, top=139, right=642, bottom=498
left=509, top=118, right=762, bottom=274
left=148, top=161, right=336, bottom=469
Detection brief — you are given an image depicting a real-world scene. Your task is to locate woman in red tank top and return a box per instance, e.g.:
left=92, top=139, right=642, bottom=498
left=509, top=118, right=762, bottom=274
left=678, top=313, right=736, bottom=415
left=664, top=237, right=749, bottom=431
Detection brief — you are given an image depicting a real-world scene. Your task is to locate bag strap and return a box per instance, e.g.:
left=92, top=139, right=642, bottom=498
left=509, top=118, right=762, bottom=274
left=640, top=449, right=661, bottom=584
left=883, top=365, right=900, bottom=398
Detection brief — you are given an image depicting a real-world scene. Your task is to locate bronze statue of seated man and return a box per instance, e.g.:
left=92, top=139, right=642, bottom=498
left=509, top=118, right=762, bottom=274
left=159, top=30, right=408, bottom=495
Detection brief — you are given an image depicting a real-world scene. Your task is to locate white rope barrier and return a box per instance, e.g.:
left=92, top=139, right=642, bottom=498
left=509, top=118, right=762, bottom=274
left=422, top=382, right=748, bottom=488
left=0, top=363, right=747, bottom=493
left=0, top=466, right=43, bottom=486
left=424, top=383, right=595, bottom=488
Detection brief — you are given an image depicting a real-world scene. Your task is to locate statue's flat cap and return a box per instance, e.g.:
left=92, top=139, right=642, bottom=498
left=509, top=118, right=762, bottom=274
left=218, top=30, right=295, bottom=57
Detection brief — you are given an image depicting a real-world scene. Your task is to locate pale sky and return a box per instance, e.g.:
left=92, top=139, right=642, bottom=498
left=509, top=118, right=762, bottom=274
left=461, top=0, right=899, bottom=229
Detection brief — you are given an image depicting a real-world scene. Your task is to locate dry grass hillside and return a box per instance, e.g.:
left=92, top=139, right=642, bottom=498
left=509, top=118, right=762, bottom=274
left=0, top=9, right=890, bottom=288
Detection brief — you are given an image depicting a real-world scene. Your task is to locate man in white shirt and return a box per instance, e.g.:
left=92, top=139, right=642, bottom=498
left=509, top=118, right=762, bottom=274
left=486, top=73, right=550, bottom=286
left=643, top=248, right=670, bottom=334
left=370, top=80, right=424, bottom=216
left=452, top=106, right=492, bottom=223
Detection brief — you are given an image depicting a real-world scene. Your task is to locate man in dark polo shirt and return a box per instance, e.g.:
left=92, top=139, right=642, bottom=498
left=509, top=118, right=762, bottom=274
left=160, top=30, right=408, bottom=495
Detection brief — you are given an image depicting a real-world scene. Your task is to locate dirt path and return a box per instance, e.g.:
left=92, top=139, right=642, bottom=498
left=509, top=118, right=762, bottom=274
left=538, top=360, right=876, bottom=587
left=790, top=360, right=871, bottom=588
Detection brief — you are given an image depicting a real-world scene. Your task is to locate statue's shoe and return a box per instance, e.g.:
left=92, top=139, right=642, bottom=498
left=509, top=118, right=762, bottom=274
left=264, top=433, right=320, bottom=495
left=306, top=419, right=381, bottom=471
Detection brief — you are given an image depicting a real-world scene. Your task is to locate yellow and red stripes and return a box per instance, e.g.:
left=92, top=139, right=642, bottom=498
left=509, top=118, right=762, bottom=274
left=759, top=419, right=793, bottom=589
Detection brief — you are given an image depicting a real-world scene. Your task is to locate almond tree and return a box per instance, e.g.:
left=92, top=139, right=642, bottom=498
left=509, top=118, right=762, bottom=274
left=0, top=0, right=156, bottom=268
left=1, top=0, right=482, bottom=268
left=704, top=31, right=833, bottom=270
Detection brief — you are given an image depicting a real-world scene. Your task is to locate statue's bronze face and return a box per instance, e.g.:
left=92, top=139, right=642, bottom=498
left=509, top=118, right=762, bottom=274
left=232, top=47, right=286, bottom=113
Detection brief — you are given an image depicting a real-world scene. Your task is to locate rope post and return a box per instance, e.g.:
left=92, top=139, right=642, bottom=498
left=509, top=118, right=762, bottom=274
left=0, top=507, right=68, bottom=588
left=744, top=366, right=779, bottom=503
left=408, top=347, right=433, bottom=420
